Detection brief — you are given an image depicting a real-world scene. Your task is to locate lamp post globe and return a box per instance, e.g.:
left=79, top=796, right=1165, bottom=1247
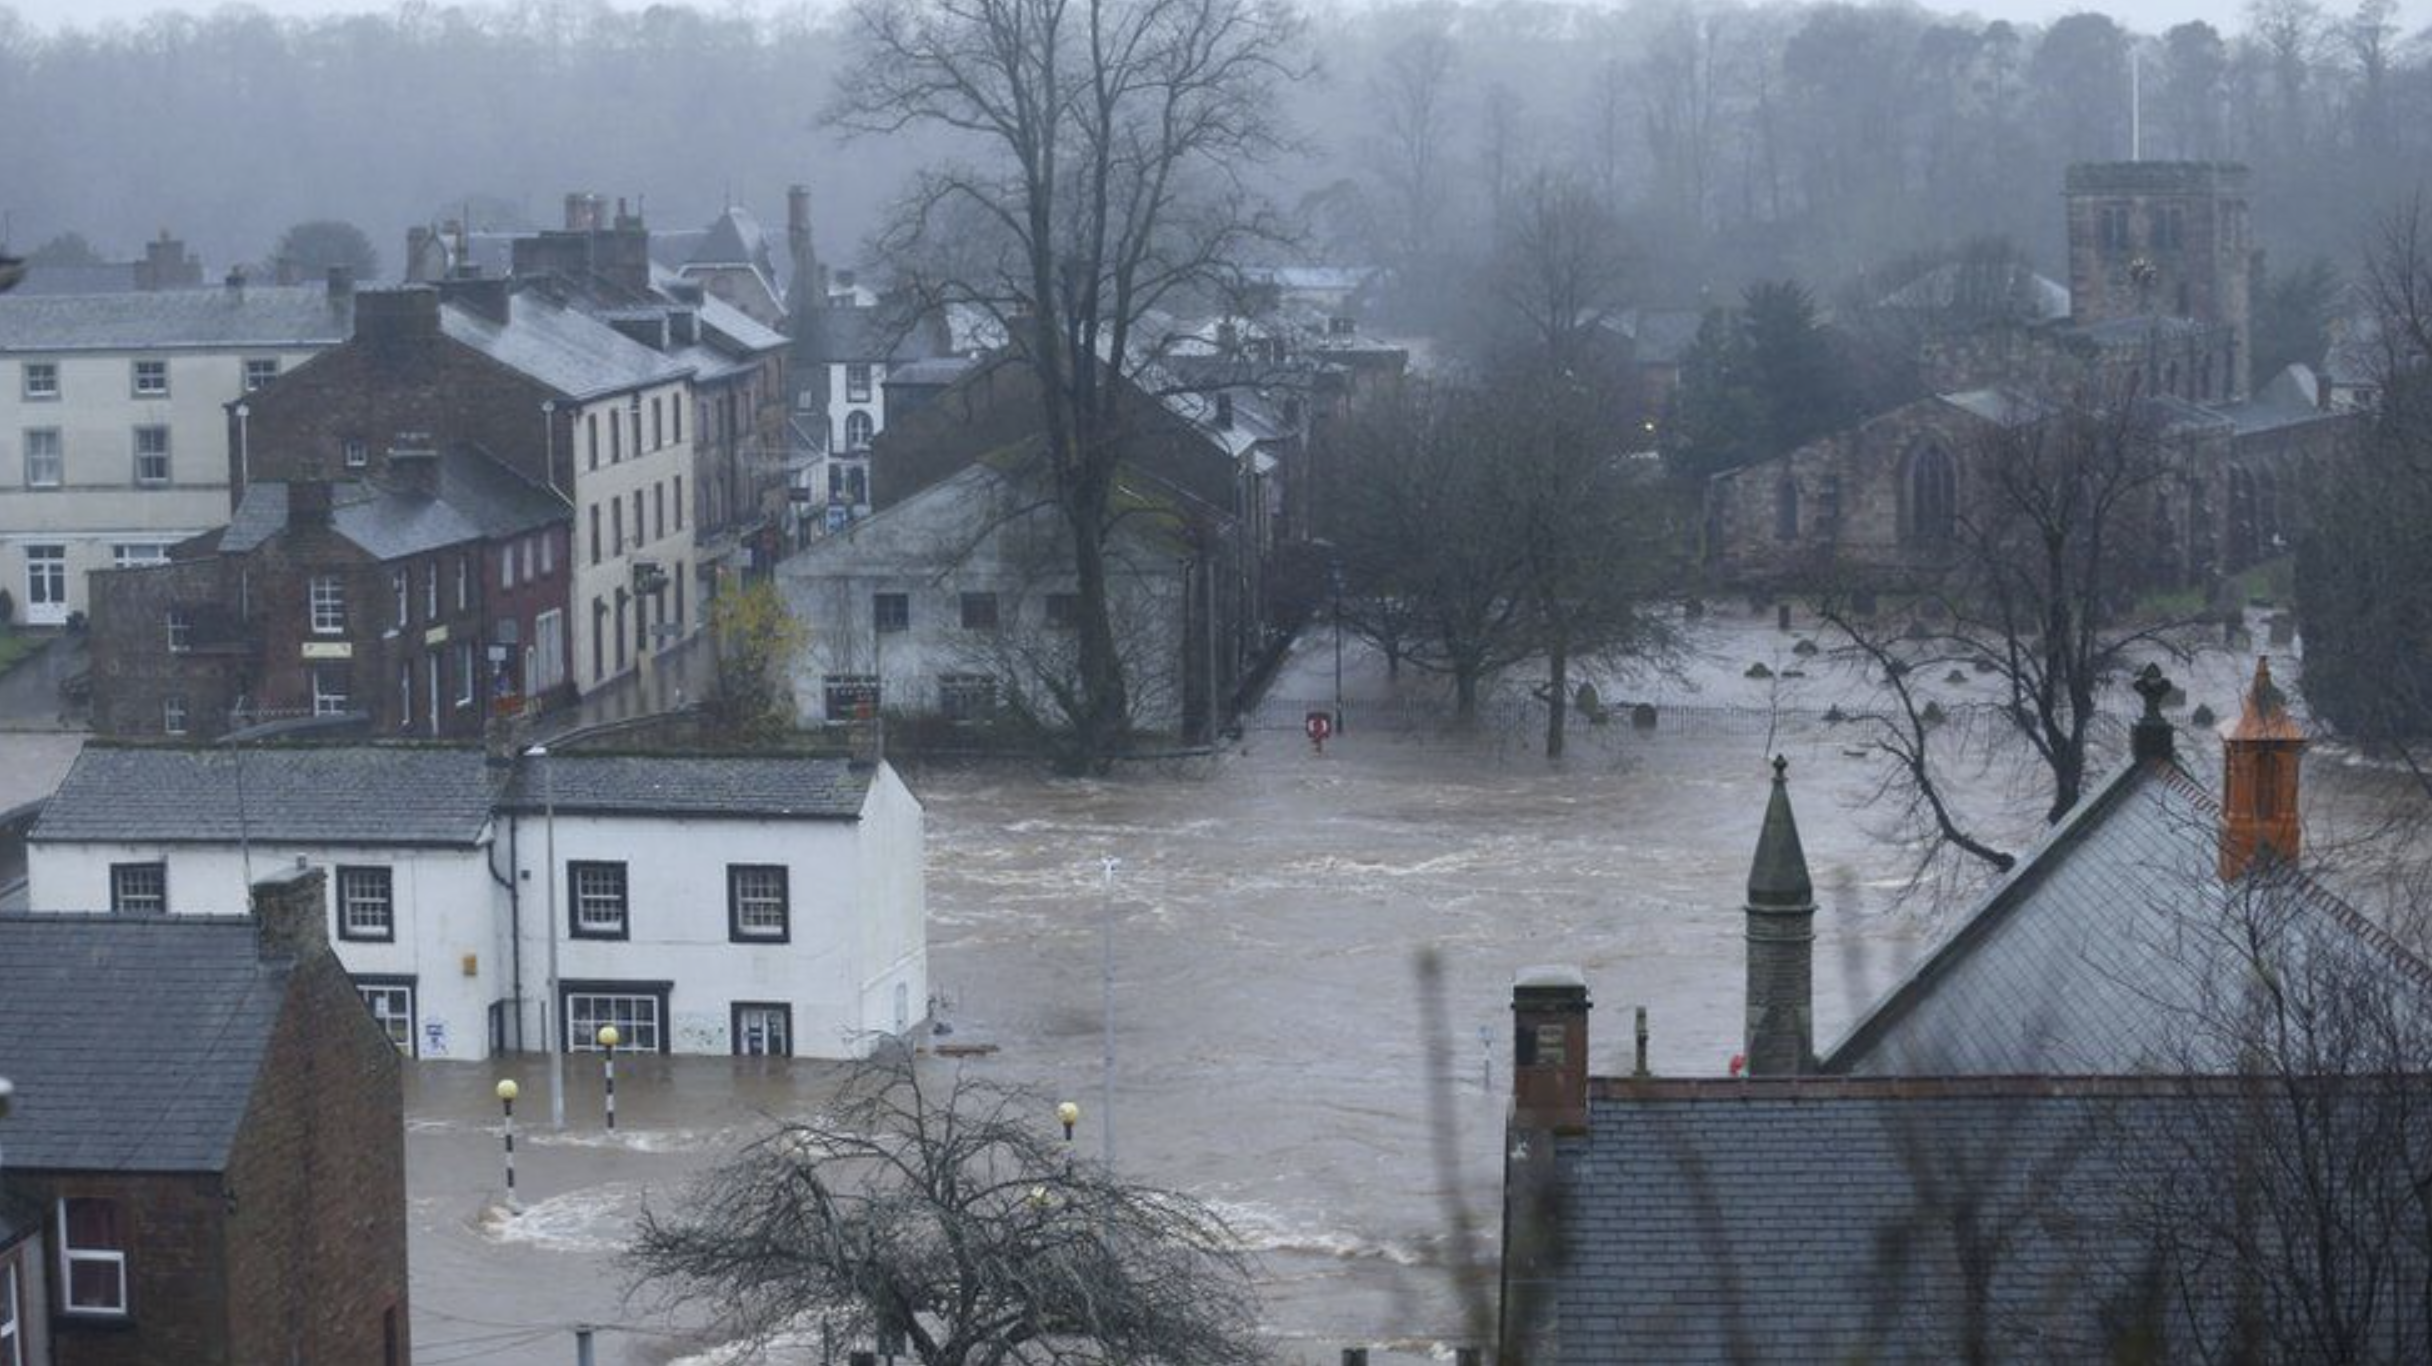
left=597, top=1025, right=620, bottom=1050
left=1056, top=1100, right=1080, bottom=1140
left=495, top=1079, right=519, bottom=1104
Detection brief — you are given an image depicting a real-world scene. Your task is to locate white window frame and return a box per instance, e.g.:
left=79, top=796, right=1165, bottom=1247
left=165, top=607, right=190, bottom=653
left=728, top=864, right=789, bottom=940
left=532, top=609, right=565, bottom=692
left=356, top=980, right=415, bottom=1055
left=22, top=428, right=61, bottom=489
left=454, top=640, right=475, bottom=706
left=539, top=531, right=553, bottom=575
left=243, top=357, right=279, bottom=392
left=163, top=694, right=188, bottom=735
left=111, top=543, right=168, bottom=567
left=24, top=545, right=65, bottom=610
left=397, top=662, right=412, bottom=730
left=455, top=555, right=470, bottom=612
left=846, top=363, right=873, bottom=402
left=309, top=575, right=346, bottom=634
left=566, top=990, right=661, bottom=1053
left=130, top=358, right=168, bottom=397
left=424, top=563, right=438, bottom=620
left=109, top=862, right=166, bottom=914
left=500, top=545, right=515, bottom=590
left=570, top=861, right=628, bottom=938
left=132, top=425, right=171, bottom=486
left=312, top=667, right=348, bottom=716
left=392, top=569, right=409, bottom=629
left=734, top=1002, right=791, bottom=1057
left=343, top=438, right=368, bottom=469
left=21, top=360, right=57, bottom=400
left=337, top=865, right=395, bottom=941
left=57, top=1197, right=128, bottom=1318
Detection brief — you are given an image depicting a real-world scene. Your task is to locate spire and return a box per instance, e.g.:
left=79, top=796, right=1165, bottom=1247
left=2221, top=656, right=2305, bottom=880
left=1747, top=755, right=1814, bottom=910
left=1743, top=756, right=1816, bottom=1077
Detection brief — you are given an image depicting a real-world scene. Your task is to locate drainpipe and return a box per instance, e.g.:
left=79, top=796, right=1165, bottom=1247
left=487, top=812, right=526, bottom=1051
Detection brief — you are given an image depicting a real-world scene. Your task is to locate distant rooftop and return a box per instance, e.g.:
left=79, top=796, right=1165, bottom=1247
left=32, top=744, right=501, bottom=847
left=0, top=283, right=353, bottom=353
left=439, top=288, right=692, bottom=400
left=499, top=752, right=875, bottom=820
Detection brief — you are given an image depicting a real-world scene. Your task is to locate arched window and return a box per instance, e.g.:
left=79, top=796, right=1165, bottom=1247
left=844, top=410, right=875, bottom=451
left=1773, top=477, right=1800, bottom=542
left=1906, top=444, right=1957, bottom=547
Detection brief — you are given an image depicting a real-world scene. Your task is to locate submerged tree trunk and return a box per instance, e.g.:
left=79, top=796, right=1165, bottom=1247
left=1062, top=482, right=1130, bottom=776
left=1454, top=666, right=1481, bottom=725
left=1544, top=637, right=1570, bottom=759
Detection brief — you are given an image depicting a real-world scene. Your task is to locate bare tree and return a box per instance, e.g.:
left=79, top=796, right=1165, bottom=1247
left=833, top=0, right=1304, bottom=773
left=1490, top=171, right=1632, bottom=370
left=1823, top=387, right=2193, bottom=873
left=1368, top=23, right=1458, bottom=271
left=627, top=1047, right=1265, bottom=1364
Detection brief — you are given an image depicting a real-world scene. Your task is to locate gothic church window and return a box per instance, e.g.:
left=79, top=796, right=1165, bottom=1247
left=1905, top=445, right=1957, bottom=547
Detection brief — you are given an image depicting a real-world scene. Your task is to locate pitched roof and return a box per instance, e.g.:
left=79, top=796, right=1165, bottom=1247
left=0, top=914, right=287, bottom=1171
left=500, top=753, right=874, bottom=820
left=1521, top=1077, right=2242, bottom=1362
left=332, top=450, right=569, bottom=560
left=31, top=745, right=499, bottom=847
left=9, top=263, right=141, bottom=296
left=1822, top=755, right=2432, bottom=1076
left=440, top=290, right=691, bottom=400
left=0, top=284, right=352, bottom=352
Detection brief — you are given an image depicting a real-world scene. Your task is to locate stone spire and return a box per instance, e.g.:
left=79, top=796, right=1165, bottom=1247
left=2221, top=656, right=2305, bottom=881
left=1744, top=756, right=1816, bottom=1077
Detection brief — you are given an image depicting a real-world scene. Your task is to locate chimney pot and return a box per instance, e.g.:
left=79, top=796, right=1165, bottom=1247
left=326, top=265, right=353, bottom=301
left=1511, top=966, right=1591, bottom=1133
left=250, top=864, right=329, bottom=961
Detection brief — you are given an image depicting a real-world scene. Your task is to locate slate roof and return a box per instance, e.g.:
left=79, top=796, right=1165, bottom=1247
left=0, top=283, right=352, bottom=352
left=811, top=306, right=936, bottom=364
left=0, top=914, right=286, bottom=1171
left=499, top=753, right=873, bottom=820
left=1524, top=1077, right=2233, bottom=1363
left=9, top=263, right=141, bottom=296
left=31, top=745, right=499, bottom=847
left=440, top=290, right=691, bottom=400
left=332, top=450, right=569, bottom=560
left=1823, top=756, right=2432, bottom=1076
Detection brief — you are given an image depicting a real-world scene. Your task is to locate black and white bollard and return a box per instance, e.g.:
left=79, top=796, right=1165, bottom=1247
left=495, top=1078, right=520, bottom=1207
left=597, top=1025, right=620, bottom=1131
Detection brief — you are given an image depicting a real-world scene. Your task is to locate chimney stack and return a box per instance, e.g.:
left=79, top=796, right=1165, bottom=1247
left=1511, top=966, right=1591, bottom=1133
left=1743, top=756, right=1816, bottom=1077
left=250, top=863, right=329, bottom=961
left=289, top=479, right=334, bottom=526
left=2221, top=656, right=2305, bottom=880
left=224, top=267, right=246, bottom=299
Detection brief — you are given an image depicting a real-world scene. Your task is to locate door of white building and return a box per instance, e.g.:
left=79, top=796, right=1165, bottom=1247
left=23, top=545, right=66, bottom=625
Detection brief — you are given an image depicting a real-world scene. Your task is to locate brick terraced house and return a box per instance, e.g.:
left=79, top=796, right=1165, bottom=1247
left=0, top=867, right=408, bottom=1365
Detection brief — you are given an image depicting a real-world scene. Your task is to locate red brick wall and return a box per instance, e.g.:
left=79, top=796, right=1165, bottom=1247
left=222, top=949, right=408, bottom=1366
left=28, top=1171, right=231, bottom=1366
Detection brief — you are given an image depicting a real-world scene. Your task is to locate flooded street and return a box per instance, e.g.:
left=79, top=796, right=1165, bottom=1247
left=403, top=610, right=2409, bottom=1363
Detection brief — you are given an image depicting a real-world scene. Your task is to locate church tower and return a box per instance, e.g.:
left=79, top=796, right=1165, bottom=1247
left=2063, top=162, right=2254, bottom=399
left=1743, top=756, right=1816, bottom=1077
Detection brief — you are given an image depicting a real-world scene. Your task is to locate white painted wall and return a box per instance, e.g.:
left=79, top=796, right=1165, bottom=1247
left=24, top=762, right=928, bottom=1062
left=2, top=344, right=327, bottom=620
left=23, top=837, right=502, bottom=1060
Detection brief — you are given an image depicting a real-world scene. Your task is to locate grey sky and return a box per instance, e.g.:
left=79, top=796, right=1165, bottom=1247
left=5, top=0, right=2424, bottom=35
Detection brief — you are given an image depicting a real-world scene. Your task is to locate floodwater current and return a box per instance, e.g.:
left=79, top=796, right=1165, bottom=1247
left=403, top=611, right=2407, bottom=1364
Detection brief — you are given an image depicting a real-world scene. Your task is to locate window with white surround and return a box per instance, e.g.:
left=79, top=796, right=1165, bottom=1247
left=846, top=363, right=873, bottom=402
left=501, top=546, right=515, bottom=590
left=21, top=360, right=57, bottom=400
left=111, top=543, right=168, bottom=567
left=566, top=988, right=662, bottom=1053
left=337, top=865, right=395, bottom=941
left=845, top=409, right=874, bottom=451
left=244, top=357, right=280, bottom=391
left=309, top=575, right=346, bottom=633
left=166, top=607, right=190, bottom=653
left=532, top=609, right=565, bottom=691
left=109, top=862, right=165, bottom=914
left=134, top=426, right=171, bottom=485
left=393, top=569, right=409, bottom=628
left=22, top=429, right=61, bottom=488
left=131, top=359, right=167, bottom=396
left=313, top=667, right=349, bottom=716
left=541, top=529, right=554, bottom=575
left=727, top=864, right=790, bottom=941
left=163, top=694, right=188, bottom=735
left=58, top=1198, right=127, bottom=1317
left=344, top=439, right=368, bottom=469
left=397, top=662, right=412, bottom=730
left=356, top=979, right=415, bottom=1054
left=25, top=546, right=65, bottom=614
left=570, top=861, right=629, bottom=938
left=424, top=563, right=437, bottom=619
left=455, top=555, right=470, bottom=612
left=454, top=640, right=474, bottom=706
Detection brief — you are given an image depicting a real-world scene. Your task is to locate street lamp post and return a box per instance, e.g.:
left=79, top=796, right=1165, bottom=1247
left=1099, top=857, right=1118, bottom=1169
left=528, top=744, right=566, bottom=1130
left=496, top=1079, right=520, bottom=1208
left=598, top=1025, right=620, bottom=1130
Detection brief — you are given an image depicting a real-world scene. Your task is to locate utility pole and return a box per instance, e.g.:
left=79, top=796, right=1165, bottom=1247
left=1100, top=855, right=1119, bottom=1168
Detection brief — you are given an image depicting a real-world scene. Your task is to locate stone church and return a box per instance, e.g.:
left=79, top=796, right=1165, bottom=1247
left=1708, top=162, right=2357, bottom=590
